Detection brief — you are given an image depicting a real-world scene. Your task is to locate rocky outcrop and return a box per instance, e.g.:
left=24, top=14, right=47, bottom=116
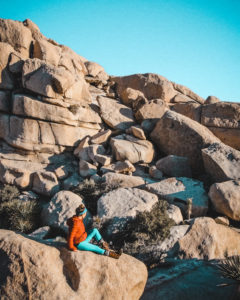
left=202, top=143, right=240, bottom=182
left=151, top=110, right=220, bottom=173
left=177, top=217, right=240, bottom=259
left=146, top=177, right=208, bottom=217
left=102, top=172, right=145, bottom=188
left=209, top=180, right=240, bottom=221
left=0, top=229, right=147, bottom=300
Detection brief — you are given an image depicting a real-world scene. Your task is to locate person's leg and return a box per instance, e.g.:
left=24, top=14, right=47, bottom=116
left=77, top=240, right=105, bottom=255
left=85, top=228, right=102, bottom=243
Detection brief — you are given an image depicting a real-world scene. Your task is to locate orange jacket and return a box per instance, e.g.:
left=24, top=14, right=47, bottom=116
left=67, top=216, right=87, bottom=251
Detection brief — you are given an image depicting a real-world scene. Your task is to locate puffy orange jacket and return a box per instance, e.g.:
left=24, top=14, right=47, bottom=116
left=67, top=216, right=87, bottom=251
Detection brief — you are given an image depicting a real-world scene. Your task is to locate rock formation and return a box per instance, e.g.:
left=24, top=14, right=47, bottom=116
left=1, top=18, right=240, bottom=299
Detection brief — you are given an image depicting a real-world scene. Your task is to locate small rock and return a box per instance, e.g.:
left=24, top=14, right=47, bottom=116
left=32, top=171, right=60, bottom=196
left=205, top=96, right=220, bottom=104
left=128, top=126, right=146, bottom=140
left=167, top=204, right=183, bottom=224
left=54, top=166, right=69, bottom=180
left=149, top=166, right=163, bottom=180
left=90, top=129, right=112, bottom=144
left=63, top=173, right=83, bottom=190
left=29, top=226, right=50, bottom=239
left=102, top=173, right=145, bottom=188
left=79, top=160, right=97, bottom=178
left=215, top=216, right=229, bottom=226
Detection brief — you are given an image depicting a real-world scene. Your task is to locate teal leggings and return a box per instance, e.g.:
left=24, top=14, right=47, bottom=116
left=76, top=228, right=105, bottom=255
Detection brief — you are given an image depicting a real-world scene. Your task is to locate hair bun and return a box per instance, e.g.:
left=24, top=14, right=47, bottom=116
left=76, top=204, right=86, bottom=216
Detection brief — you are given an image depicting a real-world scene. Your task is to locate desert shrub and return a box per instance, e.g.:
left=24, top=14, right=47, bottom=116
left=0, top=184, right=20, bottom=202
left=0, top=196, right=41, bottom=233
left=94, top=199, right=175, bottom=264
left=218, top=256, right=240, bottom=282
left=72, top=179, right=118, bottom=215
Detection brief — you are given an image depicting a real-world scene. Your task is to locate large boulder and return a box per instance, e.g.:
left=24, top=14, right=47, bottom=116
left=177, top=217, right=240, bottom=259
left=12, top=94, right=101, bottom=127
left=171, top=82, right=204, bottom=104
left=146, top=177, right=208, bottom=217
left=113, top=73, right=177, bottom=102
left=209, top=180, right=240, bottom=221
left=201, top=102, right=240, bottom=150
left=156, top=155, right=192, bottom=178
left=97, top=96, right=135, bottom=130
left=135, top=100, right=167, bottom=122
left=150, top=110, right=220, bottom=173
left=171, top=101, right=202, bottom=123
left=22, top=58, right=91, bottom=102
left=41, top=191, right=92, bottom=232
left=2, top=115, right=98, bottom=153
left=0, top=42, right=16, bottom=89
left=32, top=171, right=60, bottom=196
left=202, top=143, right=240, bottom=182
left=97, top=188, right=158, bottom=235
left=111, top=134, right=154, bottom=164
left=0, top=230, right=147, bottom=300
left=102, top=173, right=145, bottom=188
left=0, top=18, right=33, bottom=58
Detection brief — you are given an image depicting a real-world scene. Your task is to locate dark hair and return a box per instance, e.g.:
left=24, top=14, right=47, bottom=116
left=76, top=204, right=86, bottom=216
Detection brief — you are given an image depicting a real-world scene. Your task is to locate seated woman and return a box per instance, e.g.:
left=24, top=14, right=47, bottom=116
left=67, top=204, right=122, bottom=259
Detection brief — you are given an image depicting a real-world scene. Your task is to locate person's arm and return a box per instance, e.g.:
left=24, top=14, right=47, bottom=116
left=68, top=220, right=78, bottom=251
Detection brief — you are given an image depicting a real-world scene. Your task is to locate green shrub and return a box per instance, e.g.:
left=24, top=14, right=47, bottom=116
left=218, top=256, right=240, bottom=282
left=0, top=193, right=41, bottom=233
left=0, top=184, right=20, bottom=202
left=72, top=179, right=118, bottom=215
left=94, top=199, right=175, bottom=262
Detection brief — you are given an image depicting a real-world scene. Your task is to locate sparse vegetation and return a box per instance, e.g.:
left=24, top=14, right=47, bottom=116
left=218, top=256, right=240, bottom=282
left=0, top=184, right=41, bottom=233
left=94, top=199, right=175, bottom=266
left=72, top=179, right=118, bottom=215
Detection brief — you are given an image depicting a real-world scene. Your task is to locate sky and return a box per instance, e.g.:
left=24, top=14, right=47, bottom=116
left=1, top=0, right=240, bottom=102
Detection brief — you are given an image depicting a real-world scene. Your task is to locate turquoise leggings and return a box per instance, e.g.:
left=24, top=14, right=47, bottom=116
left=76, top=228, right=105, bottom=255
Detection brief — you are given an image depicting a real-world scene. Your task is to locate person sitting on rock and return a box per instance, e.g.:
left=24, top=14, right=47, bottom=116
left=67, top=204, right=122, bottom=259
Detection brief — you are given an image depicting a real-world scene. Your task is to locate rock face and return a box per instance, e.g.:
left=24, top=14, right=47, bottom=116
left=201, top=102, right=240, bottom=150
left=177, top=217, right=240, bottom=259
left=171, top=101, right=202, bottom=123
left=97, top=96, right=135, bottom=130
left=151, top=110, right=220, bottom=173
left=113, top=73, right=177, bottom=102
left=97, top=188, right=158, bottom=235
left=111, top=134, right=154, bottom=164
left=202, top=143, right=240, bottom=182
left=146, top=177, right=208, bottom=217
left=41, top=191, right=92, bottom=232
left=102, top=173, right=145, bottom=188
left=156, top=155, right=192, bottom=178
left=0, top=229, right=147, bottom=300
left=209, top=180, right=240, bottom=221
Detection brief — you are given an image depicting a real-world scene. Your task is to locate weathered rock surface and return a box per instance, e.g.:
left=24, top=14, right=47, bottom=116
left=127, top=126, right=146, bottom=140
left=0, top=229, right=147, bottom=300
left=146, top=177, right=208, bottom=217
left=32, top=171, right=60, bottom=196
left=41, top=191, right=91, bottom=232
left=135, top=100, right=167, bottom=122
left=149, top=166, right=163, bottom=180
left=156, top=155, right=192, bottom=178
left=205, top=96, right=220, bottom=104
left=111, top=134, right=154, bottom=164
left=102, top=172, right=145, bottom=188
left=202, top=143, right=240, bottom=182
left=171, top=82, right=205, bottom=104
left=171, top=101, right=202, bottom=123
left=177, top=217, right=240, bottom=259
left=90, top=129, right=112, bottom=144
left=120, top=87, right=146, bottom=107
left=113, top=73, right=177, bottom=102
left=98, top=188, right=158, bottom=235
left=201, top=102, right=240, bottom=150
left=209, top=180, right=240, bottom=221
left=97, top=96, right=135, bottom=130
left=166, top=204, right=183, bottom=224
left=151, top=110, right=220, bottom=173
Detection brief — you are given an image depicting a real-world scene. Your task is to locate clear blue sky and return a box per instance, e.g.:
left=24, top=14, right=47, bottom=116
left=1, top=0, right=240, bottom=102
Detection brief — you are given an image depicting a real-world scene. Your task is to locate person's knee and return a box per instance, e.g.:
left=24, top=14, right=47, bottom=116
left=92, top=228, right=98, bottom=234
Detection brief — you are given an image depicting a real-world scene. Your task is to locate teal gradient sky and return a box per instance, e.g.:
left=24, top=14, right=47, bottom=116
left=1, top=0, right=240, bottom=102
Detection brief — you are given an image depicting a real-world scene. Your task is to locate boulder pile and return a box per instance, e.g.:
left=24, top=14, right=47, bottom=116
left=0, top=18, right=240, bottom=299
